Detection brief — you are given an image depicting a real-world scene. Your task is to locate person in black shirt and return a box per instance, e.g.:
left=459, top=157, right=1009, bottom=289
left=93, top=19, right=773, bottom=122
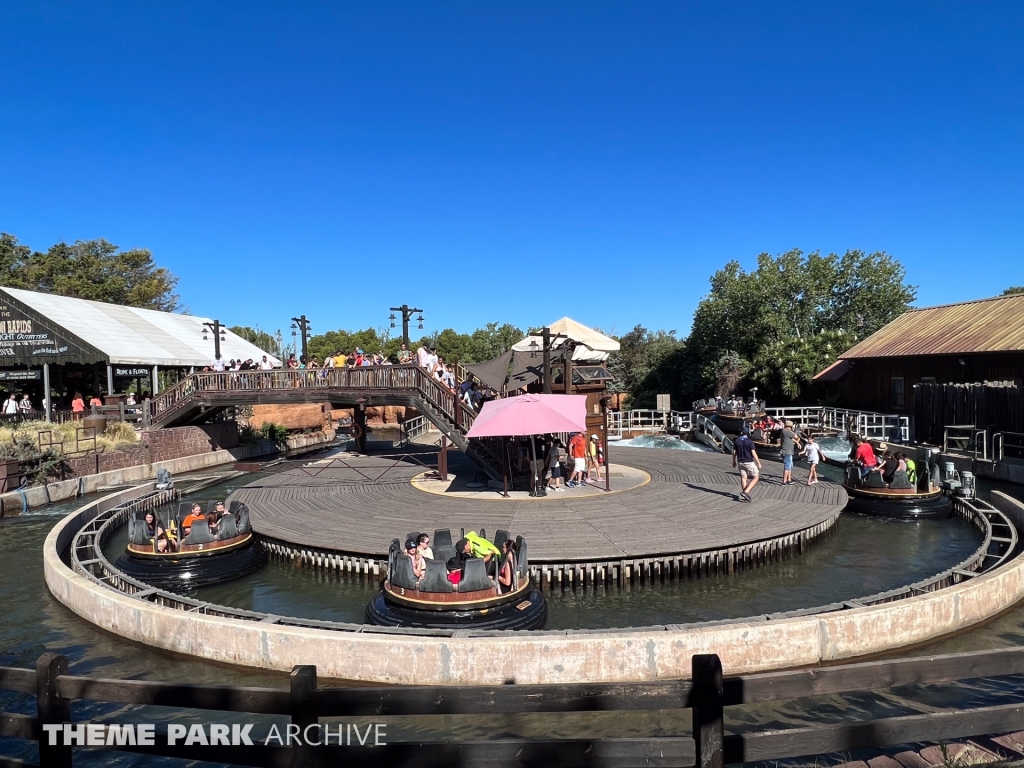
left=732, top=427, right=763, bottom=502
left=446, top=538, right=473, bottom=573
left=880, top=450, right=899, bottom=485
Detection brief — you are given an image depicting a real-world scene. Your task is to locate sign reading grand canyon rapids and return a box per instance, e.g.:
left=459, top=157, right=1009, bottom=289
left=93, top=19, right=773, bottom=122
left=0, top=295, right=103, bottom=366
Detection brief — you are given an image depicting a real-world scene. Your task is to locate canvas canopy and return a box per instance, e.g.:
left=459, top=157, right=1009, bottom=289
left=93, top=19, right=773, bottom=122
left=0, top=287, right=282, bottom=368
left=512, top=317, right=620, bottom=362
left=465, top=394, right=588, bottom=438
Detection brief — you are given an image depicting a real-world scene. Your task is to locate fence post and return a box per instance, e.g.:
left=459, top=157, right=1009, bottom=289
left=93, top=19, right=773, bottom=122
left=36, top=652, right=71, bottom=768
left=692, top=653, right=724, bottom=768
left=290, top=664, right=318, bottom=768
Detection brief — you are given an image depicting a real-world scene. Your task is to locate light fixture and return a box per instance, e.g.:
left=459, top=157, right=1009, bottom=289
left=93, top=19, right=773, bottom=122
left=389, top=313, right=397, bottom=329
left=417, top=314, right=424, bottom=330
left=528, top=338, right=539, bottom=359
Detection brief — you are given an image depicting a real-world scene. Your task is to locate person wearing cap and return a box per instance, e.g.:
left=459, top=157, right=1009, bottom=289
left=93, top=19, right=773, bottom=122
left=405, top=537, right=425, bottom=581
left=587, top=434, right=604, bottom=482
left=780, top=420, right=802, bottom=486
left=446, top=538, right=474, bottom=585
left=732, top=426, right=762, bottom=502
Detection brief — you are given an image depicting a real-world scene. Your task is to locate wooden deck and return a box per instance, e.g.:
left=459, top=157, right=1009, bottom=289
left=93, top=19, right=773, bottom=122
left=234, top=447, right=847, bottom=567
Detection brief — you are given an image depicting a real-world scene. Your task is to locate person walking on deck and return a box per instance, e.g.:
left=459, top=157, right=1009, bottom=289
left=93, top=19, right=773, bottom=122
left=780, top=420, right=801, bottom=486
left=802, top=435, right=821, bottom=485
left=732, top=427, right=762, bottom=502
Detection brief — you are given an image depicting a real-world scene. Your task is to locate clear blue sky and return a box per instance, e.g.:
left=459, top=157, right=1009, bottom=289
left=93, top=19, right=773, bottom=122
left=2, top=2, right=1021, bottom=340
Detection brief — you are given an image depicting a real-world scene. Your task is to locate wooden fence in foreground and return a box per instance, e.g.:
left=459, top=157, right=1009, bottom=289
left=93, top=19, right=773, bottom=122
left=3, top=647, right=1024, bottom=768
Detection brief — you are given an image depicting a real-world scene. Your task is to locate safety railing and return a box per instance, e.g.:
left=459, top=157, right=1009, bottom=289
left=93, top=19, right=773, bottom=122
left=994, top=431, right=1024, bottom=463
left=944, top=425, right=989, bottom=461
left=399, top=414, right=431, bottom=445
left=607, top=410, right=692, bottom=438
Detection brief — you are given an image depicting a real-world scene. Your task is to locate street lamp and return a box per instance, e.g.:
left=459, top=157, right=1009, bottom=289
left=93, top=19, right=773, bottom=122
left=202, top=320, right=227, bottom=362
left=389, top=305, right=424, bottom=347
left=290, top=315, right=312, bottom=362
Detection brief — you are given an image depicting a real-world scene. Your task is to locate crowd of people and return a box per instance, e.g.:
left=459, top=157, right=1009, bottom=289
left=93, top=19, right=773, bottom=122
left=850, top=436, right=917, bottom=487
left=511, top=431, right=605, bottom=496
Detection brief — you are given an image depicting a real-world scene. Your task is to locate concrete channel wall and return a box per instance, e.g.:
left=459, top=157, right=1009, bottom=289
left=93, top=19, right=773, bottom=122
left=43, top=492, right=1024, bottom=685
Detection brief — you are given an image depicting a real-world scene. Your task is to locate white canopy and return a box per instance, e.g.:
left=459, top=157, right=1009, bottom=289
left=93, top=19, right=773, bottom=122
left=1, top=287, right=282, bottom=368
left=512, top=317, right=620, bottom=362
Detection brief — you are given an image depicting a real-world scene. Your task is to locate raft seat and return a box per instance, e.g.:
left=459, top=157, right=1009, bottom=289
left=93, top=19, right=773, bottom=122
left=458, top=558, right=493, bottom=593
left=420, top=558, right=454, bottom=593
left=515, top=536, right=529, bottom=581
left=181, top=519, right=215, bottom=546
left=433, top=545, right=456, bottom=564
left=493, top=529, right=510, bottom=551
left=433, top=528, right=453, bottom=550
left=390, top=553, right=420, bottom=590
left=217, top=515, right=239, bottom=540
left=863, top=471, right=886, bottom=489
left=890, top=471, right=913, bottom=490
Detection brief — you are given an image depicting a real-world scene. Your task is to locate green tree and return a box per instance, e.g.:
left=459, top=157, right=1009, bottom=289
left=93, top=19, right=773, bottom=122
left=23, top=238, right=181, bottom=310
left=229, top=325, right=284, bottom=357
left=434, top=328, right=472, bottom=363
left=466, top=322, right=523, bottom=362
left=605, top=325, right=686, bottom=408
left=1002, top=286, right=1024, bottom=296
left=747, top=329, right=859, bottom=400
left=0, top=233, right=31, bottom=288
left=687, top=249, right=916, bottom=402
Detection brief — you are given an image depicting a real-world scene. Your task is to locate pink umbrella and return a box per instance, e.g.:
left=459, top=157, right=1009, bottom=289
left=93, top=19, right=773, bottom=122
left=465, top=394, right=588, bottom=438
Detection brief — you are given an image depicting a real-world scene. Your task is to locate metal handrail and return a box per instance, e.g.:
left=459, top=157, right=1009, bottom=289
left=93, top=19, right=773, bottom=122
left=943, top=425, right=988, bottom=461
left=993, top=431, right=1024, bottom=463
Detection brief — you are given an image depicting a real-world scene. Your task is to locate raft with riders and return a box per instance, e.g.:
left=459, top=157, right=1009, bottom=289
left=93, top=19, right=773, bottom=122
left=115, top=500, right=266, bottom=590
left=366, top=528, right=547, bottom=630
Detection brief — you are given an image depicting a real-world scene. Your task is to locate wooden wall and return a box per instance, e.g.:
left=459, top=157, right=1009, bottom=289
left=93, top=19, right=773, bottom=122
left=824, top=352, right=1023, bottom=414
left=915, top=382, right=1024, bottom=446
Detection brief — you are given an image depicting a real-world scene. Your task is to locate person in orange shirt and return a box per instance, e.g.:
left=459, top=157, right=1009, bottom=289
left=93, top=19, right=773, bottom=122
left=182, top=503, right=206, bottom=535
left=567, top=432, right=587, bottom=487
left=71, top=392, right=85, bottom=421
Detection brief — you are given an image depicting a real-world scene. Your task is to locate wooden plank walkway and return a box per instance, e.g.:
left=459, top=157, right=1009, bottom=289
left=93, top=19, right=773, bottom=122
left=235, top=447, right=847, bottom=570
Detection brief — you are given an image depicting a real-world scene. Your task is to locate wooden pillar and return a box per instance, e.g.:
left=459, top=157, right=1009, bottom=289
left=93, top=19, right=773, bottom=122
left=439, top=434, right=448, bottom=481
left=289, top=665, right=318, bottom=768
left=692, top=653, right=725, bottom=768
left=36, top=652, right=71, bottom=768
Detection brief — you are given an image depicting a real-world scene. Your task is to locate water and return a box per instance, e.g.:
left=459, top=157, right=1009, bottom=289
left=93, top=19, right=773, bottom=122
left=817, top=434, right=853, bottom=462
left=616, top=434, right=713, bottom=451
left=5, top=460, right=1024, bottom=758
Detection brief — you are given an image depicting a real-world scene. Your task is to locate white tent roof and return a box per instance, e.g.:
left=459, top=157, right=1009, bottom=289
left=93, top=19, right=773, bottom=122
left=1, top=287, right=282, bottom=367
left=512, top=317, right=620, bottom=362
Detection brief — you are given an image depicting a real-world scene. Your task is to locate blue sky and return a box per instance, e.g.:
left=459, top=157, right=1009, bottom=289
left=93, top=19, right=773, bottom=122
left=2, top=2, right=1021, bottom=340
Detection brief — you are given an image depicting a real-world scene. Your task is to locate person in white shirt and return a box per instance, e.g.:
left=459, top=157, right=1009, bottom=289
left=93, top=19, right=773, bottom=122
left=18, top=394, right=32, bottom=413
left=426, top=349, right=439, bottom=376
left=259, top=356, right=273, bottom=371
left=3, top=395, right=18, bottom=415
left=211, top=356, right=225, bottom=372
left=802, top=435, right=821, bottom=486
left=416, top=344, right=430, bottom=369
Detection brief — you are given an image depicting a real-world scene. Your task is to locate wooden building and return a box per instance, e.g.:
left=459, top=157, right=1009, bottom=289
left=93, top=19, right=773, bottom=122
left=813, top=293, right=1024, bottom=414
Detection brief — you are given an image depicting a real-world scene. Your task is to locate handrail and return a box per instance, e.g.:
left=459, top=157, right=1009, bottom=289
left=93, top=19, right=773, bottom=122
left=993, top=431, right=1024, bottom=463
left=944, top=425, right=988, bottom=461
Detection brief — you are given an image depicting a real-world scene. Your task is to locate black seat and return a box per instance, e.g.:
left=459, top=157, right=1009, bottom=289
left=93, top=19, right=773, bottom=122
left=477, top=528, right=486, bottom=541
left=128, top=511, right=153, bottom=545
left=433, top=545, right=456, bottom=564
left=390, top=554, right=419, bottom=590
left=232, top=502, right=251, bottom=534
left=181, top=519, right=215, bottom=546
left=493, top=529, right=510, bottom=551
left=864, top=471, right=886, bottom=489
left=419, top=558, right=454, bottom=593
left=845, top=464, right=860, bottom=486
left=433, top=528, right=453, bottom=550
left=217, top=515, right=238, bottom=540
left=458, top=557, right=493, bottom=592
left=515, top=536, right=529, bottom=581
left=207, top=501, right=220, bottom=514
left=751, top=428, right=765, bottom=441
left=890, top=470, right=912, bottom=490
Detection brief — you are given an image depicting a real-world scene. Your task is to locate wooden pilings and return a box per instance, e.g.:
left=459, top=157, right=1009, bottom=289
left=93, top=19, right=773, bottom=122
left=257, top=513, right=839, bottom=591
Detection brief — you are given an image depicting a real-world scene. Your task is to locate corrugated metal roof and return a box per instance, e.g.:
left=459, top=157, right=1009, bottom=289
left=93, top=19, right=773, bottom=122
left=837, top=294, right=1024, bottom=359
left=0, top=288, right=282, bottom=367
left=812, top=359, right=850, bottom=382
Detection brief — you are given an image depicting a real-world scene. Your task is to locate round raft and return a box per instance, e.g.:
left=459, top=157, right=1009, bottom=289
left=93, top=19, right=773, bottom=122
left=366, top=529, right=547, bottom=631
left=115, top=501, right=266, bottom=590
left=840, top=464, right=953, bottom=520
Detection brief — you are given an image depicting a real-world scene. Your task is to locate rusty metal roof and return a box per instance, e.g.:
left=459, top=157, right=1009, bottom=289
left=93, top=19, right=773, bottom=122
left=838, top=294, right=1024, bottom=359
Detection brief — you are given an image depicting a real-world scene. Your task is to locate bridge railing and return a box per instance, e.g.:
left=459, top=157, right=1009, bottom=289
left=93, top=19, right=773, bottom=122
left=6, top=647, right=1024, bottom=768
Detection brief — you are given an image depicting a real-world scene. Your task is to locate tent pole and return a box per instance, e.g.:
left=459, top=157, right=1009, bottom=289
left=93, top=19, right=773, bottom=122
left=528, top=436, right=537, bottom=496
left=502, top=439, right=509, bottom=498
left=152, top=366, right=159, bottom=395
left=106, top=365, right=114, bottom=398
left=604, top=399, right=611, bottom=492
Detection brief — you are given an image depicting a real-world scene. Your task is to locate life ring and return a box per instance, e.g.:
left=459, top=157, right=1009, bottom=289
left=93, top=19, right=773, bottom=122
left=351, top=422, right=364, bottom=440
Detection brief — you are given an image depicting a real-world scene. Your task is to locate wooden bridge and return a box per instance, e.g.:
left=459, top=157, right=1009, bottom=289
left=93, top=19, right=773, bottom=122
left=146, top=367, right=500, bottom=472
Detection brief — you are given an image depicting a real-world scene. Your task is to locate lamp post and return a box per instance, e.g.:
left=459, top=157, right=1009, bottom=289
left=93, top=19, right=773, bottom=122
left=291, top=315, right=312, bottom=362
left=201, top=320, right=227, bottom=362
left=389, top=305, right=424, bottom=348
